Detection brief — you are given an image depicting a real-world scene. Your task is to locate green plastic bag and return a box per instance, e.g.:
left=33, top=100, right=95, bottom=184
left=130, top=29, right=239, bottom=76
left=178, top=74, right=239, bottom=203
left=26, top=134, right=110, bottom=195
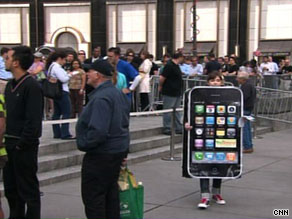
left=119, top=168, right=144, bottom=219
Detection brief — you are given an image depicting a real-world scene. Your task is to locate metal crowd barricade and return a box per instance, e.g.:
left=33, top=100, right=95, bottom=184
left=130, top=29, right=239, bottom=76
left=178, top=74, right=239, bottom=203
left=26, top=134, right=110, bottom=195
left=224, top=75, right=239, bottom=87
left=149, top=75, right=235, bottom=111
left=255, top=86, right=292, bottom=124
left=278, top=74, right=292, bottom=91
left=259, top=74, right=292, bottom=91
left=149, top=75, right=163, bottom=111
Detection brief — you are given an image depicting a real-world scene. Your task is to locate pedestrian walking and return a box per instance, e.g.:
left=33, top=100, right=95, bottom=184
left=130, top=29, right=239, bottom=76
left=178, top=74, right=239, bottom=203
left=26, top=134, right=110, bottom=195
left=3, top=46, right=43, bottom=219
left=76, top=59, right=130, bottom=219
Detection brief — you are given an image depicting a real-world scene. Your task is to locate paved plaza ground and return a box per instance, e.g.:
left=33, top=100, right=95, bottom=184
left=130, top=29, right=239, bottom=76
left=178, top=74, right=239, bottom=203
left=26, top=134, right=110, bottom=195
left=2, top=125, right=292, bottom=218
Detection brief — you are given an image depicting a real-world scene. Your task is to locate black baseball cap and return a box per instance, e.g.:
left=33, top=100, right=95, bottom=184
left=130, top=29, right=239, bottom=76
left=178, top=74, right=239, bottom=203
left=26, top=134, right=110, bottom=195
left=89, top=60, right=113, bottom=76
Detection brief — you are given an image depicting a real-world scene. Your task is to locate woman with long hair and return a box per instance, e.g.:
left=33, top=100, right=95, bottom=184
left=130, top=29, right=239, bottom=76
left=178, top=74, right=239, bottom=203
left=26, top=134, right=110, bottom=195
left=69, top=59, right=86, bottom=118
left=138, top=50, right=152, bottom=111
left=110, top=60, right=127, bottom=92
left=46, top=50, right=74, bottom=139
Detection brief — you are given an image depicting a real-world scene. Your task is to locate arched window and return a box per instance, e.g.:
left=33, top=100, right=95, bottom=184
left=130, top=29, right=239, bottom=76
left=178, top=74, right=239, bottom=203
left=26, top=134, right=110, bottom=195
left=56, top=32, right=78, bottom=50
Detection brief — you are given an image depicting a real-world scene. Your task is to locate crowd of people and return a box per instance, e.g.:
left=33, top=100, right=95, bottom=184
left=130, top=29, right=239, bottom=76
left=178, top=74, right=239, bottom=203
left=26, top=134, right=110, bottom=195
left=0, top=44, right=291, bottom=218
left=177, top=52, right=292, bottom=77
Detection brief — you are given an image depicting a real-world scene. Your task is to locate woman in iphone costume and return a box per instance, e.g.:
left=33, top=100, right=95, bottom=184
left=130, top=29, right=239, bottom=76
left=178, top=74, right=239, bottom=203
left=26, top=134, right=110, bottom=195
left=184, top=71, right=243, bottom=209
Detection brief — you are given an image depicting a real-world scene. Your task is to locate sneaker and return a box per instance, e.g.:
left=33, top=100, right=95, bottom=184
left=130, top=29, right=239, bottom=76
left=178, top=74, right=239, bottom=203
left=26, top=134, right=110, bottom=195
left=197, top=198, right=210, bottom=209
left=243, top=148, right=254, bottom=153
left=212, top=194, right=226, bottom=205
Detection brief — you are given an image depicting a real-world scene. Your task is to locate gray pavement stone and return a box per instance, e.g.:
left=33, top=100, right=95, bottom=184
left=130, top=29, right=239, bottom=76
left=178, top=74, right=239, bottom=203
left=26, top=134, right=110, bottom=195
left=165, top=186, right=291, bottom=219
left=1, top=127, right=291, bottom=219
left=144, top=206, right=263, bottom=219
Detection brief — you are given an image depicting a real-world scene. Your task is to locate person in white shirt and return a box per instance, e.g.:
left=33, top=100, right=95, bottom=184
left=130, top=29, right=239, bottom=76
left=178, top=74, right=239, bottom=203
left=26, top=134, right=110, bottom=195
left=189, top=56, right=203, bottom=76
left=268, top=56, right=279, bottom=74
left=46, top=50, right=74, bottom=140
left=260, top=56, right=273, bottom=75
left=138, top=50, right=152, bottom=111
left=0, top=47, right=13, bottom=80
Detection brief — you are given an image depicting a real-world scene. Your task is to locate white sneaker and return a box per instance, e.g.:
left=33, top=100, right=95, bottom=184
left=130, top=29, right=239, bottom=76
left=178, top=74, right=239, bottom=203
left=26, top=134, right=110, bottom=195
left=212, top=194, right=226, bottom=205
left=197, top=198, right=210, bottom=209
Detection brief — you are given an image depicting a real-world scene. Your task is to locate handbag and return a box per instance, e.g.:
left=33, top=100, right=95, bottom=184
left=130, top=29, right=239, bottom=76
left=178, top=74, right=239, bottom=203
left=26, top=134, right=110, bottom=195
left=119, top=167, right=144, bottom=219
left=42, top=64, right=63, bottom=99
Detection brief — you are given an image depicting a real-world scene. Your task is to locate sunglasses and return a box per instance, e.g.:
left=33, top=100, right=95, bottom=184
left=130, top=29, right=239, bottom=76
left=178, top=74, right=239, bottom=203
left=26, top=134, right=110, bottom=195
left=78, top=53, right=85, bottom=55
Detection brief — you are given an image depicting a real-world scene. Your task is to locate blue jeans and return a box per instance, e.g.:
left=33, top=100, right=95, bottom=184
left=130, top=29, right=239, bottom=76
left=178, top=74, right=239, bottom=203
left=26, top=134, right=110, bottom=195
left=162, top=95, right=182, bottom=132
left=52, top=91, right=72, bottom=138
left=200, top=179, right=222, bottom=194
left=243, top=110, right=253, bottom=150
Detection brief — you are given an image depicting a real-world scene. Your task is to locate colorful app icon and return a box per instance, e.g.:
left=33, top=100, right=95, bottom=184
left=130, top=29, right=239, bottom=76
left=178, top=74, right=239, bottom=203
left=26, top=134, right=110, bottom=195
left=217, top=117, right=225, bottom=125
left=195, top=105, right=204, bottom=113
left=206, top=105, right=215, bottom=114
left=227, top=117, right=237, bottom=125
left=205, top=128, right=215, bottom=137
left=217, top=105, right=226, bottom=114
left=205, top=139, right=214, bottom=148
left=206, top=117, right=215, bottom=125
left=216, top=152, right=226, bottom=161
left=194, top=152, right=204, bottom=160
left=195, top=117, right=204, bottom=125
left=215, top=139, right=237, bottom=148
left=205, top=152, right=215, bottom=161
left=195, top=139, right=203, bottom=148
left=228, top=106, right=237, bottom=114
left=227, top=128, right=236, bottom=138
left=195, top=128, right=204, bottom=135
left=226, top=153, right=236, bottom=161
left=216, top=129, right=225, bottom=136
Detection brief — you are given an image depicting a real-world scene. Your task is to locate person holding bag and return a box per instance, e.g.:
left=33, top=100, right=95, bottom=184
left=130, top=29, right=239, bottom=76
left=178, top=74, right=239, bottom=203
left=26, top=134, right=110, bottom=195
left=46, top=50, right=74, bottom=140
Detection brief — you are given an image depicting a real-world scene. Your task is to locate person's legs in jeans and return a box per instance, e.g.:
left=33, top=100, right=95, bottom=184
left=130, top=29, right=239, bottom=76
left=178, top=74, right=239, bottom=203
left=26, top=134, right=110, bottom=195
left=162, top=95, right=176, bottom=133
left=52, top=98, right=62, bottom=138
left=173, top=96, right=182, bottom=132
left=243, top=110, right=253, bottom=150
left=211, top=179, right=222, bottom=195
left=60, top=91, right=72, bottom=138
left=163, top=95, right=182, bottom=133
left=200, top=179, right=210, bottom=199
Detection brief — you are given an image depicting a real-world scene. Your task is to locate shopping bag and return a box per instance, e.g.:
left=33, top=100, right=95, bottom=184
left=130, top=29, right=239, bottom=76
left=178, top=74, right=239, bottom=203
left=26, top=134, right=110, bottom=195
left=119, top=168, right=144, bottom=219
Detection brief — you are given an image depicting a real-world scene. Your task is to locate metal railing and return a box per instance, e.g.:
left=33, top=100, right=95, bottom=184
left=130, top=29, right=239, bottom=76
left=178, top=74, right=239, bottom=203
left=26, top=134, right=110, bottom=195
left=254, top=86, right=292, bottom=124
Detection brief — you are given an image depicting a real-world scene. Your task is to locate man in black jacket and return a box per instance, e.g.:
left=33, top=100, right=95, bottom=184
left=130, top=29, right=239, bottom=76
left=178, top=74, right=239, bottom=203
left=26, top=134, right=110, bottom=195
left=237, top=71, right=256, bottom=153
left=4, top=46, right=43, bottom=219
left=76, top=60, right=130, bottom=219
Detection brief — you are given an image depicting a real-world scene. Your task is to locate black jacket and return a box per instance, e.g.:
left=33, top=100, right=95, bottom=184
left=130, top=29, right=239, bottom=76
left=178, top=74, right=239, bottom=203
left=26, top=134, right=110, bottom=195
left=240, top=79, right=256, bottom=111
left=76, top=80, right=130, bottom=154
left=5, top=74, right=43, bottom=148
